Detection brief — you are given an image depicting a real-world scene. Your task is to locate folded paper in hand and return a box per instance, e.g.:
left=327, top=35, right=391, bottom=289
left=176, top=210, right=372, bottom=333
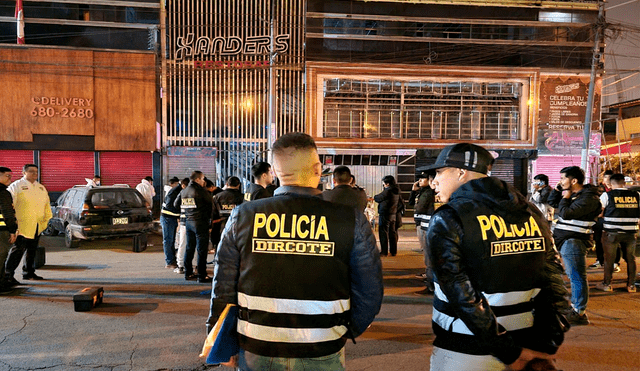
left=199, top=304, right=239, bottom=364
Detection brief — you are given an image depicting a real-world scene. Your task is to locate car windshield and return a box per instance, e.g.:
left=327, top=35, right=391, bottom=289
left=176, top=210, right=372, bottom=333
left=90, top=190, right=145, bottom=208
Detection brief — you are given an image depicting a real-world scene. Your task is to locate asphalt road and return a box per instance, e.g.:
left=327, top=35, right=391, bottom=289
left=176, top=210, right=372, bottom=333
left=1, top=229, right=639, bottom=371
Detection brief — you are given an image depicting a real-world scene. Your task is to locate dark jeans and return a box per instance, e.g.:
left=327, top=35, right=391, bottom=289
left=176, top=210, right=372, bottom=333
left=210, top=222, right=221, bottom=251
left=5, top=234, right=40, bottom=277
left=0, top=231, right=11, bottom=284
left=160, top=214, right=178, bottom=265
left=602, top=231, right=637, bottom=286
left=184, top=220, right=209, bottom=278
left=594, top=218, right=620, bottom=265
left=378, top=216, right=398, bottom=256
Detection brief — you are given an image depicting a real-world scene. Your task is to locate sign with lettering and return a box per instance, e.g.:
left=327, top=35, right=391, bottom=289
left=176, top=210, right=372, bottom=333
left=174, top=33, right=290, bottom=61
left=539, top=75, right=601, bottom=128
left=536, top=129, right=601, bottom=156
left=30, top=96, right=94, bottom=119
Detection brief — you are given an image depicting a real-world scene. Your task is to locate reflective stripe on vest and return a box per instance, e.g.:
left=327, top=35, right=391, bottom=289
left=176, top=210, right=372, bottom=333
left=161, top=209, right=180, bottom=217
left=0, top=212, right=5, bottom=227
left=433, top=282, right=538, bottom=333
left=238, top=292, right=350, bottom=315
left=554, top=216, right=595, bottom=234
left=237, top=319, right=348, bottom=343
left=603, top=217, right=640, bottom=232
left=237, top=292, right=350, bottom=343
left=414, top=213, right=431, bottom=230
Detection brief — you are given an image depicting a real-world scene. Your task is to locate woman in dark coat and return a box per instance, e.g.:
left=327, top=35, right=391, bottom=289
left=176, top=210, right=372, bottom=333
left=374, top=175, right=400, bottom=256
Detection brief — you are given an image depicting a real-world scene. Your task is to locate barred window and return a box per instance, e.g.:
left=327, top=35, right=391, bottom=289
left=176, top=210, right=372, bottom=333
left=321, top=78, right=526, bottom=141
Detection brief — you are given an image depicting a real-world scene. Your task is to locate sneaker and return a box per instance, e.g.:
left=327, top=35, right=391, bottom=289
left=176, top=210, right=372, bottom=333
left=6, top=276, right=21, bottom=287
left=173, top=267, right=184, bottom=274
left=596, top=282, right=613, bottom=292
left=588, top=261, right=603, bottom=269
left=613, top=263, right=621, bottom=273
left=566, top=310, right=590, bottom=326
left=198, top=275, right=213, bottom=283
left=165, top=263, right=178, bottom=269
left=628, top=286, right=637, bottom=293
left=0, top=285, right=13, bottom=294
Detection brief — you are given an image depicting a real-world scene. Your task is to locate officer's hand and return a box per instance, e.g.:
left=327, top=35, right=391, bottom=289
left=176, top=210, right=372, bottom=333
left=221, top=354, right=238, bottom=368
left=412, top=181, right=420, bottom=191
left=508, top=349, right=555, bottom=370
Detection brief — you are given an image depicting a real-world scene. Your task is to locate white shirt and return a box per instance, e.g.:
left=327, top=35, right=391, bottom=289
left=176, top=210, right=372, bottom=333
left=136, top=179, right=156, bottom=206
left=600, top=187, right=640, bottom=209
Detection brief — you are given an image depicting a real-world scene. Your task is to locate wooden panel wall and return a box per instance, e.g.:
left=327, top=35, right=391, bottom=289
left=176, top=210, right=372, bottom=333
left=94, top=52, right=156, bottom=151
left=0, top=47, right=156, bottom=151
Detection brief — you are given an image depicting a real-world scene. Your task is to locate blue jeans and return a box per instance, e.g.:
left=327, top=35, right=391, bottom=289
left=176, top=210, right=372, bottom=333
left=184, top=220, right=209, bottom=278
left=560, top=238, right=590, bottom=314
left=160, top=214, right=178, bottom=265
left=237, top=348, right=345, bottom=371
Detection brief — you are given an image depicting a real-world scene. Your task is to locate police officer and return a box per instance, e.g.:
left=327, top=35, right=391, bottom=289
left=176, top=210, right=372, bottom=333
left=322, top=165, right=368, bottom=213
left=598, top=173, right=638, bottom=293
left=175, top=171, right=213, bottom=283
left=409, top=170, right=436, bottom=293
left=211, top=176, right=244, bottom=248
left=426, top=143, right=570, bottom=370
left=244, top=162, right=274, bottom=201
left=160, top=177, right=182, bottom=269
left=0, top=167, right=18, bottom=293
left=208, top=132, right=383, bottom=370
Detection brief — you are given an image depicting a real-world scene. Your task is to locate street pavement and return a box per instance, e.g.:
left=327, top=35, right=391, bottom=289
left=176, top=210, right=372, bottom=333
left=1, top=229, right=639, bottom=371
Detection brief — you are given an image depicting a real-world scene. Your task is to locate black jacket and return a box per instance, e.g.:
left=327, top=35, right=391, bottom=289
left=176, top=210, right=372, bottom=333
left=212, top=188, right=244, bottom=222
left=244, top=183, right=272, bottom=201
left=322, top=184, right=368, bottom=213
left=547, top=184, right=601, bottom=249
left=0, top=184, right=18, bottom=233
left=175, top=181, right=213, bottom=226
left=161, top=185, right=182, bottom=218
left=409, top=186, right=435, bottom=227
left=427, top=177, right=570, bottom=364
left=374, top=185, right=399, bottom=219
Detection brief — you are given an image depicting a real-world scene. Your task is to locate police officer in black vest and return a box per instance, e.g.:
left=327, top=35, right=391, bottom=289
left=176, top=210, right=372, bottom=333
left=174, top=171, right=213, bottom=283
left=211, top=176, right=244, bottom=244
left=208, top=133, right=383, bottom=370
left=598, top=173, right=639, bottom=293
left=426, top=143, right=570, bottom=371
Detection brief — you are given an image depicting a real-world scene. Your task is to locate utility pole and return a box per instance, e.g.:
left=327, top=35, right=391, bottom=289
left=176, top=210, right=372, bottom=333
left=581, top=2, right=605, bottom=182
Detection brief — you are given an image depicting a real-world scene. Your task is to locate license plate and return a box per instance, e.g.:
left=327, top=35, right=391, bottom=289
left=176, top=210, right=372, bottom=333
left=112, top=217, right=129, bottom=225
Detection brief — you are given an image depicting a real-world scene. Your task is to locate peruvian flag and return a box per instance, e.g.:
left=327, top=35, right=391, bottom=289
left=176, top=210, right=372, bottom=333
left=15, top=0, right=25, bottom=44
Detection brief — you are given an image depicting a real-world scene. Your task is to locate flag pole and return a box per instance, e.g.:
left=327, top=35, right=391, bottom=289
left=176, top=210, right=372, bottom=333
left=16, top=0, right=25, bottom=44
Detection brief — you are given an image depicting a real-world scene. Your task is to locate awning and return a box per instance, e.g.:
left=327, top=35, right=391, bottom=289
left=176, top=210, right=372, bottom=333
left=601, top=141, right=631, bottom=156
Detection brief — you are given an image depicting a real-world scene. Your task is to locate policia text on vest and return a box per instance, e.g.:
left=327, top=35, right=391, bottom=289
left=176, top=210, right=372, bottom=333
left=252, top=213, right=334, bottom=256
left=476, top=214, right=545, bottom=257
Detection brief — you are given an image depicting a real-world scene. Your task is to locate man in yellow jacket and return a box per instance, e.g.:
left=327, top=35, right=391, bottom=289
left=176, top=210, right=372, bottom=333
left=4, top=164, right=52, bottom=284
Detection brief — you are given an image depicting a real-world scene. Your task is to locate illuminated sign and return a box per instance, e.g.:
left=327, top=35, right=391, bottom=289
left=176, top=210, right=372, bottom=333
left=174, top=33, right=290, bottom=61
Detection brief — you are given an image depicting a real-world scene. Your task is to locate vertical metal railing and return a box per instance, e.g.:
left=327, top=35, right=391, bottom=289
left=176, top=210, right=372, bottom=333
left=164, top=0, right=306, bottom=184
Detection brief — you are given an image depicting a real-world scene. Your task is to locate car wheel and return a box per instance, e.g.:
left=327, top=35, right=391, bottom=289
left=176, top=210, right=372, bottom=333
left=65, top=225, right=80, bottom=248
left=41, top=224, right=55, bottom=236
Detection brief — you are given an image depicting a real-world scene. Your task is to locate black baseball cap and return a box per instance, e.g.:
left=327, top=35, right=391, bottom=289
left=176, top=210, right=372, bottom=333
left=422, top=143, right=494, bottom=175
left=417, top=169, right=435, bottom=178
left=169, top=176, right=180, bottom=183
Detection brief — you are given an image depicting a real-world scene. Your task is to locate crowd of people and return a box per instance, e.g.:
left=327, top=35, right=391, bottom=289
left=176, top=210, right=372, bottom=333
left=3, top=136, right=639, bottom=370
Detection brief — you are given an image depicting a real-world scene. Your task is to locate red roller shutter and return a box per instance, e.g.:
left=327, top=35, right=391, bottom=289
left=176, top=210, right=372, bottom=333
left=40, top=151, right=95, bottom=192
left=0, top=150, right=34, bottom=174
left=100, top=152, right=152, bottom=188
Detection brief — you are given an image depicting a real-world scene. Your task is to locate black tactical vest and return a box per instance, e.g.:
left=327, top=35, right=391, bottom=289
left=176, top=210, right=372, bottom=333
left=603, top=189, right=640, bottom=234
left=233, top=194, right=355, bottom=358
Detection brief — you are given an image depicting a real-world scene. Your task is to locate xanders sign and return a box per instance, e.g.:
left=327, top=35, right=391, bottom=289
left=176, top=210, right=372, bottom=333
left=174, top=33, right=290, bottom=69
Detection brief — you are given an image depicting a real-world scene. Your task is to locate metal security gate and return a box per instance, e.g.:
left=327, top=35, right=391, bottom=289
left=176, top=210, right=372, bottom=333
left=99, top=152, right=153, bottom=188
left=0, top=150, right=34, bottom=175
left=163, top=0, right=306, bottom=183
left=40, top=151, right=95, bottom=192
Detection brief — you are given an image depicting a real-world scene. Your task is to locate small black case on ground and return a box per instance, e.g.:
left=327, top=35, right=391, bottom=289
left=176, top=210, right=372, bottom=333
left=132, top=233, right=147, bottom=253
left=73, top=287, right=104, bottom=312
left=35, top=246, right=46, bottom=268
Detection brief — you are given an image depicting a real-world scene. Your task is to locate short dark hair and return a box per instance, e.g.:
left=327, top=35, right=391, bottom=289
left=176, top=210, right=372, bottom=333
left=181, top=177, right=190, bottom=187
left=382, top=175, right=397, bottom=186
left=251, top=162, right=271, bottom=179
left=533, top=174, right=549, bottom=185
left=93, top=175, right=101, bottom=179
left=272, top=132, right=317, bottom=156
left=204, top=177, right=214, bottom=188
left=23, top=164, right=38, bottom=172
left=226, top=176, right=241, bottom=187
left=144, top=176, right=153, bottom=182
left=333, top=166, right=352, bottom=184
left=169, top=176, right=179, bottom=184
left=0, top=167, right=12, bottom=173
left=603, top=170, right=614, bottom=176
left=560, top=166, right=585, bottom=184
left=610, top=173, right=626, bottom=184
left=190, top=171, right=203, bottom=181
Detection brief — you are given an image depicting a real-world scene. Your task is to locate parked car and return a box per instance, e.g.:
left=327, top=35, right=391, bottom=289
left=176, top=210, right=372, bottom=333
left=48, top=185, right=154, bottom=248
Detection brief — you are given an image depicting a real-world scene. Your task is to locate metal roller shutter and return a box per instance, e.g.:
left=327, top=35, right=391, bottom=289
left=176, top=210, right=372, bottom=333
left=40, top=151, right=95, bottom=192
left=533, top=156, right=583, bottom=187
left=166, top=147, right=217, bottom=185
left=0, top=150, right=34, bottom=174
left=100, top=152, right=153, bottom=188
